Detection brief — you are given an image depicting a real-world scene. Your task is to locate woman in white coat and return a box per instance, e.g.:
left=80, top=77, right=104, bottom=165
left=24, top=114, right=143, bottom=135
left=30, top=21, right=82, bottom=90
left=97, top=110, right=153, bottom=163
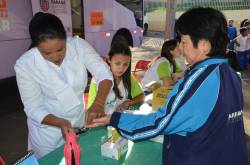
left=14, top=12, right=113, bottom=158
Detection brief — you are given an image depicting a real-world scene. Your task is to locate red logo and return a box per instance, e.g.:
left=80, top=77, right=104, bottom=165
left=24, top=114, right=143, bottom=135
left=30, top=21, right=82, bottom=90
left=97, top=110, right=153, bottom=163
left=40, top=0, right=49, bottom=11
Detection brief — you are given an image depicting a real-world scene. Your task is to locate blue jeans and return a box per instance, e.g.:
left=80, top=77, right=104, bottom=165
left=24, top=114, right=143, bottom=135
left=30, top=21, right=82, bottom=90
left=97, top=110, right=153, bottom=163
left=236, top=51, right=248, bottom=69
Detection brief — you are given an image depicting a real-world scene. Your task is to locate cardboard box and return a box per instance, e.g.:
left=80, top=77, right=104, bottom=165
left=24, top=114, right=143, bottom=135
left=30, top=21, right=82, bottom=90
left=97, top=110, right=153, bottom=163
left=152, top=86, right=172, bottom=111
left=101, top=137, right=128, bottom=160
left=145, top=81, right=162, bottom=91
left=102, top=127, right=128, bottom=160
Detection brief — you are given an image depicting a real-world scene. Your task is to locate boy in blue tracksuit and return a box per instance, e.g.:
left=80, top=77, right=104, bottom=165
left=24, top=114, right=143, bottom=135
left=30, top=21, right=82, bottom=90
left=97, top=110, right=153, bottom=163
left=86, top=7, right=248, bottom=165
left=227, top=19, right=237, bottom=51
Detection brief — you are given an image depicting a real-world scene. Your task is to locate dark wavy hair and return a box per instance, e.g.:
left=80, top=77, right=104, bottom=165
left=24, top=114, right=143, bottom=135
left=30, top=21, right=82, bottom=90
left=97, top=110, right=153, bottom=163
left=108, top=42, right=132, bottom=100
left=240, top=19, right=250, bottom=28
left=161, top=39, right=178, bottom=73
left=175, top=7, right=229, bottom=57
left=29, top=12, right=66, bottom=49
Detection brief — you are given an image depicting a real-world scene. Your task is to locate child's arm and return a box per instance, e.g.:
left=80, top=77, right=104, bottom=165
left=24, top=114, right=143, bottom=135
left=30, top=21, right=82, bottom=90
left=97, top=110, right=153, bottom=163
left=121, top=75, right=145, bottom=110
left=172, top=71, right=185, bottom=82
left=148, top=55, right=160, bottom=68
left=122, top=93, right=145, bottom=109
left=162, top=76, right=175, bottom=87
left=231, top=36, right=240, bottom=47
left=157, top=60, right=176, bottom=87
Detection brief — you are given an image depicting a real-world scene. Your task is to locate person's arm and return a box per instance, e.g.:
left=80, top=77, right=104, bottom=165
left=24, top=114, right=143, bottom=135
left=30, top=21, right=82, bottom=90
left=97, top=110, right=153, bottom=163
left=247, top=34, right=250, bottom=40
left=86, top=80, right=112, bottom=124
left=157, top=61, right=175, bottom=87
left=76, top=37, right=113, bottom=86
left=147, top=55, right=160, bottom=68
left=42, top=114, right=72, bottom=139
left=87, top=65, right=220, bottom=142
left=231, top=35, right=240, bottom=47
left=92, top=80, right=112, bottom=109
left=122, top=94, right=145, bottom=110
left=121, top=75, right=145, bottom=109
left=172, top=63, right=185, bottom=82
left=172, top=72, right=185, bottom=82
left=15, top=61, right=72, bottom=138
left=162, top=77, right=175, bottom=87
left=74, top=37, right=113, bottom=124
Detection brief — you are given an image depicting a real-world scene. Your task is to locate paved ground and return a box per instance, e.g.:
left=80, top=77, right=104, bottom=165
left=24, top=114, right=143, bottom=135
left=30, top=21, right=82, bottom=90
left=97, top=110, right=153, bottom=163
left=0, top=31, right=249, bottom=164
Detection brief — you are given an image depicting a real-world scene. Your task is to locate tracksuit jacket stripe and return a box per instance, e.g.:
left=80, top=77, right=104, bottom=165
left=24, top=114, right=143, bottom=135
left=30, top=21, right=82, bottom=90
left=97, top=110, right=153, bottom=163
left=111, top=65, right=211, bottom=141
left=109, top=57, right=248, bottom=165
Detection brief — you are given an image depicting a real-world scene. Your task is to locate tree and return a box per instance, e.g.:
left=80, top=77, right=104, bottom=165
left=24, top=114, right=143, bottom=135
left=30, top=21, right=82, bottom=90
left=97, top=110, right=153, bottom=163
left=165, top=0, right=176, bottom=40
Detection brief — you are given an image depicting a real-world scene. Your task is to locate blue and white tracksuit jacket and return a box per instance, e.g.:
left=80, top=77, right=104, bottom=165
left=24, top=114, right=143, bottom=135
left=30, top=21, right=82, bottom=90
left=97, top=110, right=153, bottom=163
left=109, top=57, right=248, bottom=165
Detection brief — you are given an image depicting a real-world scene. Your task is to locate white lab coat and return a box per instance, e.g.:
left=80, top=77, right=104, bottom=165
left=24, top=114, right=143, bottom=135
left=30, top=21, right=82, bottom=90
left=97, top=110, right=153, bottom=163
left=14, top=36, right=113, bottom=158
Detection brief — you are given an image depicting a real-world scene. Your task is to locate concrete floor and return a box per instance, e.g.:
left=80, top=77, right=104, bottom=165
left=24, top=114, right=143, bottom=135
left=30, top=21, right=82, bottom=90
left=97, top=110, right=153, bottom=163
left=0, top=78, right=27, bottom=164
left=0, top=32, right=250, bottom=164
left=0, top=110, right=27, bottom=164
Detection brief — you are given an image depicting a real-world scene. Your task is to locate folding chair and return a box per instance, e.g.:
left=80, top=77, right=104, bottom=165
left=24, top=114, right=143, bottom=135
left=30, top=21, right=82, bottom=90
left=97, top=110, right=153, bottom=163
left=132, top=60, right=151, bottom=82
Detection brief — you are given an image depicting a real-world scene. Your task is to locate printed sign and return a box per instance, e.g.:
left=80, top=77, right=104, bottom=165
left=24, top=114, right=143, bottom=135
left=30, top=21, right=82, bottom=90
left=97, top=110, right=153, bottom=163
left=0, top=0, right=7, bottom=8
left=0, top=0, right=32, bottom=41
left=0, top=0, right=29, bottom=38
left=0, top=0, right=10, bottom=32
left=90, top=11, right=104, bottom=26
left=152, top=86, right=171, bottom=111
left=31, top=0, right=72, bottom=36
left=51, top=0, right=66, bottom=13
left=40, top=0, right=49, bottom=11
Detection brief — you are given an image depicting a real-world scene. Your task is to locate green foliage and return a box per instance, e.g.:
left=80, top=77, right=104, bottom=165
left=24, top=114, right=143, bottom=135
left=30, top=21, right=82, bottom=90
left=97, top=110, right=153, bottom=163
left=152, top=7, right=166, bottom=13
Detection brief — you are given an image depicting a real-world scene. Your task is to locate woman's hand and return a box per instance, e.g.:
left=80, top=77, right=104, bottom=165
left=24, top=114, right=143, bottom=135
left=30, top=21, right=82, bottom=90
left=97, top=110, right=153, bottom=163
left=85, top=115, right=111, bottom=128
left=58, top=118, right=73, bottom=139
left=41, top=114, right=73, bottom=139
left=86, top=101, right=105, bottom=125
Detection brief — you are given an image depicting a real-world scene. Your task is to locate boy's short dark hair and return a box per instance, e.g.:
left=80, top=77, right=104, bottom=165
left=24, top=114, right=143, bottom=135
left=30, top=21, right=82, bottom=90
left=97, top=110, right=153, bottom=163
left=175, top=7, right=229, bottom=57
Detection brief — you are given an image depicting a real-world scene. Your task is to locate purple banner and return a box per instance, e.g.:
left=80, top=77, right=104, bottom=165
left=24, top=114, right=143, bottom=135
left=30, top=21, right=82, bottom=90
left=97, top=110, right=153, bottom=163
left=31, top=0, right=72, bottom=36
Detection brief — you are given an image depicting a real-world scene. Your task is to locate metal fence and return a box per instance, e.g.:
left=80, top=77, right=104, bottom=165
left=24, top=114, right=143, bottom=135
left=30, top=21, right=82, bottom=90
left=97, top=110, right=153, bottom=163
left=144, top=0, right=250, bottom=12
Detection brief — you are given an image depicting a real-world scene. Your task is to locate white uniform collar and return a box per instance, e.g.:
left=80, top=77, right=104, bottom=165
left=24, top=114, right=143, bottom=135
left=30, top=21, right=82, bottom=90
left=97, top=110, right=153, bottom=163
left=32, top=40, right=81, bottom=93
